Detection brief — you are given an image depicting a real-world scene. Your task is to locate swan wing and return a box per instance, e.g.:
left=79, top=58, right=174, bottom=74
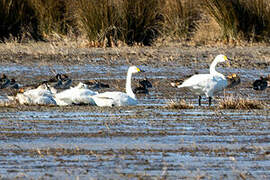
left=178, top=74, right=227, bottom=96
left=54, top=88, right=97, bottom=105
left=93, top=92, right=137, bottom=106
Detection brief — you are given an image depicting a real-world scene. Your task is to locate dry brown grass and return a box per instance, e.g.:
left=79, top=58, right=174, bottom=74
left=219, top=96, right=266, bottom=110
left=165, top=99, right=194, bottom=109
left=192, top=15, right=222, bottom=45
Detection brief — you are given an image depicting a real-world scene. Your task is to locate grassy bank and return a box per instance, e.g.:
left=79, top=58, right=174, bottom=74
left=1, top=0, right=270, bottom=46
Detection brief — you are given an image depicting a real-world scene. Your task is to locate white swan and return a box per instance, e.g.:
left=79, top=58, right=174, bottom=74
left=54, top=82, right=97, bottom=106
left=16, top=84, right=56, bottom=105
left=92, top=66, right=141, bottom=107
left=177, top=54, right=230, bottom=106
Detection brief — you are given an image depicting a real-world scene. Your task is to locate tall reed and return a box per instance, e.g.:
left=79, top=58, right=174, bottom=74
left=0, top=0, right=41, bottom=41
left=31, top=0, right=71, bottom=36
left=204, top=0, right=270, bottom=42
left=162, top=0, right=201, bottom=39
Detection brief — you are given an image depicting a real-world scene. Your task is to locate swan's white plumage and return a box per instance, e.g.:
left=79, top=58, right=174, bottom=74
left=178, top=73, right=227, bottom=97
left=178, top=54, right=229, bottom=105
left=54, top=82, right=97, bottom=106
left=92, top=66, right=141, bottom=107
left=16, top=84, right=56, bottom=105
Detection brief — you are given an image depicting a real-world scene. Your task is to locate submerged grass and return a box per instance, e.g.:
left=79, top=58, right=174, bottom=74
left=219, top=96, right=266, bottom=110
left=165, top=99, right=194, bottom=109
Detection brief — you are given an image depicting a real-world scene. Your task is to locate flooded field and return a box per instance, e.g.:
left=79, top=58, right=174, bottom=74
left=0, top=47, right=269, bottom=179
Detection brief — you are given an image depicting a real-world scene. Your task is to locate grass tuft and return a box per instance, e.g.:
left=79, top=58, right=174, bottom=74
left=0, top=0, right=41, bottom=41
left=219, top=96, right=266, bottom=110
left=204, top=0, right=270, bottom=42
left=162, top=0, right=201, bottom=40
left=166, top=99, right=194, bottom=109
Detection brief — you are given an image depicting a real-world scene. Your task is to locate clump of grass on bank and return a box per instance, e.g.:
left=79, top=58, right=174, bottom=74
left=1, top=0, right=270, bottom=45
left=74, top=0, right=122, bottom=47
left=204, top=0, right=270, bottom=43
left=0, top=0, right=41, bottom=41
left=162, top=0, right=201, bottom=40
left=219, top=96, right=266, bottom=110
left=166, top=99, right=194, bottom=109
left=74, top=0, right=163, bottom=46
left=31, top=0, right=72, bottom=36
left=121, top=0, right=163, bottom=46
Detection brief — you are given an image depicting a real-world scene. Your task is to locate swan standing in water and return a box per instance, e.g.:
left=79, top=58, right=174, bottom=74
left=177, top=54, right=230, bottom=106
left=92, top=66, right=142, bottom=106
left=54, top=82, right=97, bottom=106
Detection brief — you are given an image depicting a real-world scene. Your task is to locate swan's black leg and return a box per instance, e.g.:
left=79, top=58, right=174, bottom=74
left=198, top=96, right=201, bottom=106
left=208, top=97, right=212, bottom=106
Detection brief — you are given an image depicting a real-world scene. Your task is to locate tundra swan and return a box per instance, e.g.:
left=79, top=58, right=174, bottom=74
left=15, top=83, right=56, bottom=105
left=54, top=82, right=97, bottom=106
left=92, top=66, right=141, bottom=106
left=177, top=54, right=230, bottom=106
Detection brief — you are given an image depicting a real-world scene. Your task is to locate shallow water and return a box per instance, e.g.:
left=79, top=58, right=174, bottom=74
left=0, top=62, right=269, bottom=179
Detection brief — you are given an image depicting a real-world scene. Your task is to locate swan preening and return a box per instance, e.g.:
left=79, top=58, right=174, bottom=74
left=177, top=54, right=230, bottom=106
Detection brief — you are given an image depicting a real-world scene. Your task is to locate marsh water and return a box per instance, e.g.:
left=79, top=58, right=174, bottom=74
left=0, top=59, right=269, bottom=179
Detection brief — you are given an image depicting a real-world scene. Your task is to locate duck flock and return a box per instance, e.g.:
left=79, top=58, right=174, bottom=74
left=0, top=54, right=269, bottom=107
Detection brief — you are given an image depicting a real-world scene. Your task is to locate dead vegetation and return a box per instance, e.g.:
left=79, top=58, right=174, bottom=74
left=1, top=0, right=270, bottom=45
left=165, top=99, right=194, bottom=109
left=219, top=96, right=266, bottom=110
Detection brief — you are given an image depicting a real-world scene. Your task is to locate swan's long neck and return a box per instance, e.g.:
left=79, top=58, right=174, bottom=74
left=210, top=58, right=226, bottom=79
left=126, top=69, right=136, bottom=99
left=210, top=58, right=222, bottom=75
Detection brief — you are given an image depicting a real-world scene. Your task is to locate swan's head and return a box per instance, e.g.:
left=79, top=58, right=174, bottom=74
left=215, top=54, right=230, bottom=66
left=128, top=66, right=142, bottom=74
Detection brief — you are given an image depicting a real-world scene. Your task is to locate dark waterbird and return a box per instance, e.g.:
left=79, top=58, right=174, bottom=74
left=253, top=75, right=269, bottom=91
left=134, top=77, right=152, bottom=94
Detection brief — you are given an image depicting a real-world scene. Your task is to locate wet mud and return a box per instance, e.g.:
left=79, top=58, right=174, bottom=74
left=0, top=45, right=269, bottom=179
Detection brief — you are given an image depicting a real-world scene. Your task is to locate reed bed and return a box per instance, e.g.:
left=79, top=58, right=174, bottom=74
left=1, top=0, right=270, bottom=45
left=219, top=96, right=266, bottom=110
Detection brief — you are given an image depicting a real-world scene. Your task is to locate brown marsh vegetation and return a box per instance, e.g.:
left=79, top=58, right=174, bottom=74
left=219, top=96, right=266, bottom=110
left=1, top=0, right=270, bottom=45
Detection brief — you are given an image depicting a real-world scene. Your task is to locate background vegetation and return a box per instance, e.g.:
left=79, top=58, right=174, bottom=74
left=0, top=0, right=270, bottom=45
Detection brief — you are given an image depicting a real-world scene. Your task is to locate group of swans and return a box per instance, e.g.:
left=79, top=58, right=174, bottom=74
left=2, top=54, right=266, bottom=107
left=11, top=66, right=143, bottom=107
